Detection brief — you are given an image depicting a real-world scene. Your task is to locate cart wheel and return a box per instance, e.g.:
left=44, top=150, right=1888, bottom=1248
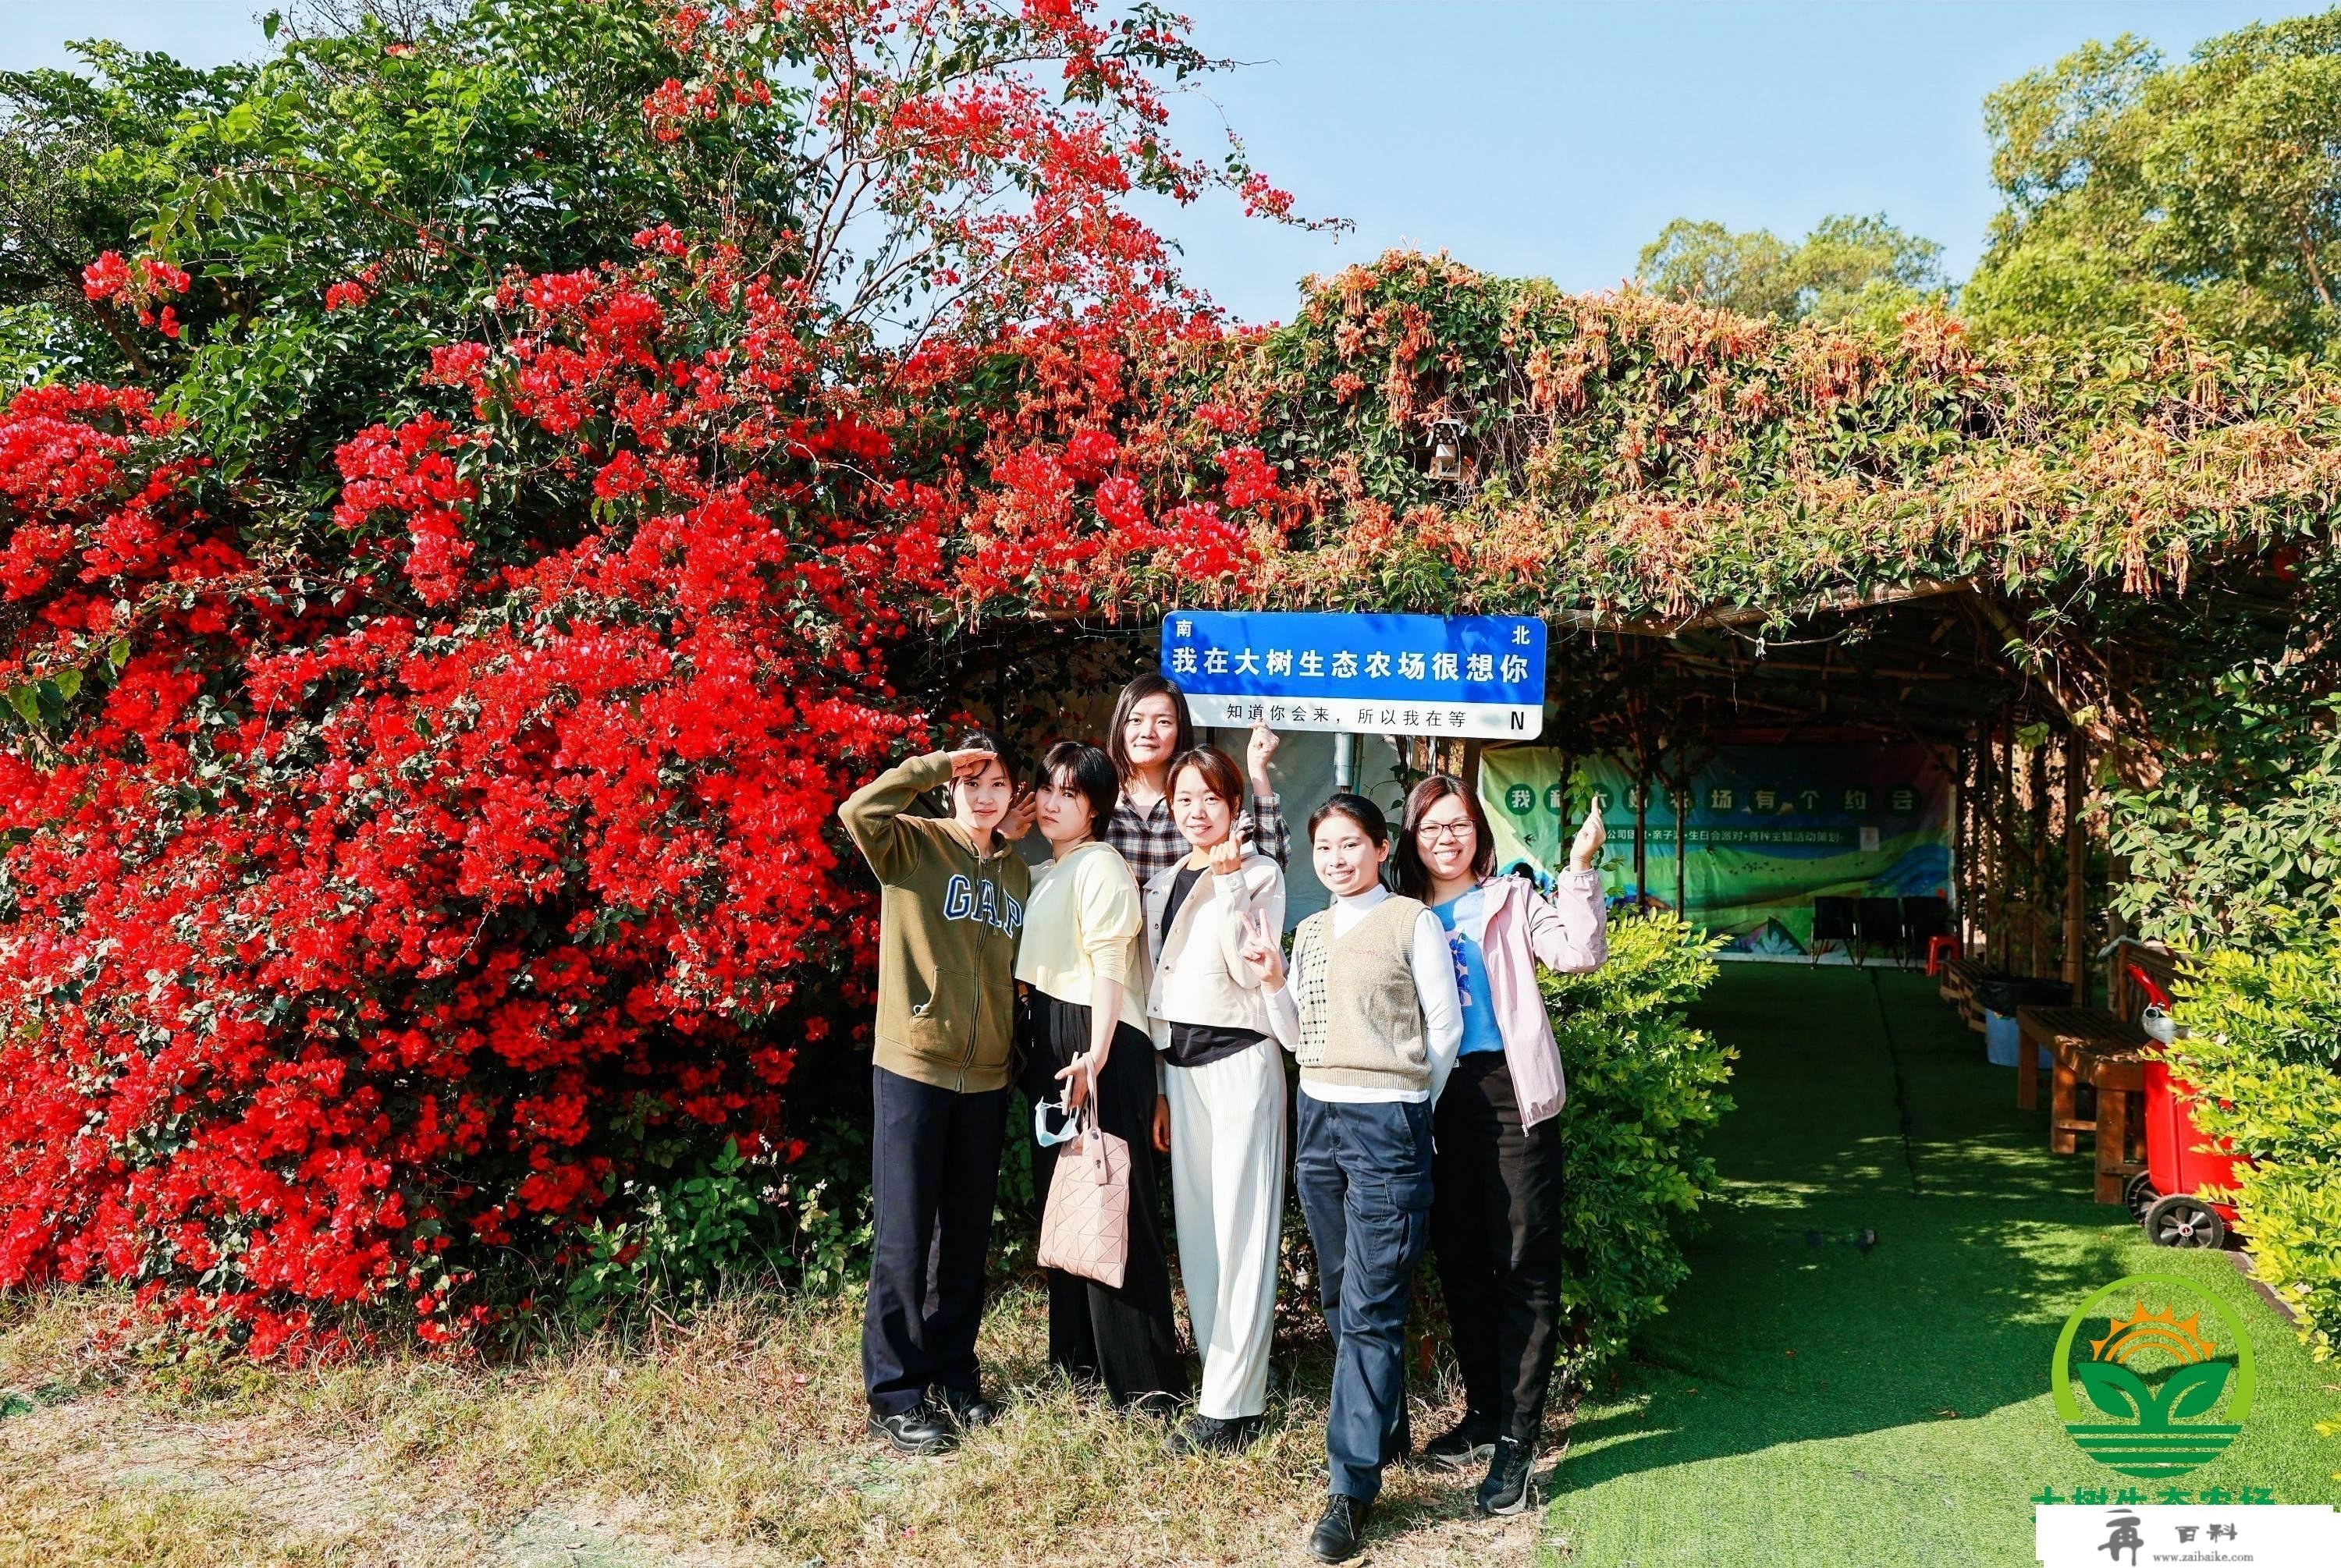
left=2123, top=1172, right=2158, bottom=1222
left=2144, top=1193, right=2228, bottom=1250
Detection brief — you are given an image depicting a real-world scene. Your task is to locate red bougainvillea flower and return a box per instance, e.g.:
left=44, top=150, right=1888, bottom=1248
left=81, top=251, right=132, bottom=301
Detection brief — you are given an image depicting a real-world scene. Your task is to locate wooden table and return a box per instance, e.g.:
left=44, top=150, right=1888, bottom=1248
left=2017, top=1006, right=2151, bottom=1204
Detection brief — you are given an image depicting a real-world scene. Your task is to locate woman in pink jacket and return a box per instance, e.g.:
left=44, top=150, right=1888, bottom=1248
left=1394, top=774, right=1607, bottom=1517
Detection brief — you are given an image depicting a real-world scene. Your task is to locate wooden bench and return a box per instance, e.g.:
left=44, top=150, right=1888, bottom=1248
left=2018, top=1006, right=2151, bottom=1204
left=1941, top=959, right=1988, bottom=1032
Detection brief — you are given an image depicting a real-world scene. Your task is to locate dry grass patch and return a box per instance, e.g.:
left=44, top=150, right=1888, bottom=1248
left=0, top=1285, right=1555, bottom=1565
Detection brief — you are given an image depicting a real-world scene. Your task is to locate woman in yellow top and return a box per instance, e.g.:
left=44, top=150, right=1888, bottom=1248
left=1014, top=741, right=1186, bottom=1410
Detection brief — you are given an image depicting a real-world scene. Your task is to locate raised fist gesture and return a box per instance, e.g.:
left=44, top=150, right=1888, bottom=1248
left=1208, top=832, right=1245, bottom=878
left=1568, top=800, right=1607, bottom=872
left=1245, top=722, right=1281, bottom=796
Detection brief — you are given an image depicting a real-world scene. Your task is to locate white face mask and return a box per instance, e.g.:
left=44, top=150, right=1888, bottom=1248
left=1033, top=1094, right=1082, bottom=1146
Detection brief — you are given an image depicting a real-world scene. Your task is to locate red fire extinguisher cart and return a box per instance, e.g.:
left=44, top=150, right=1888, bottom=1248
left=2120, top=960, right=2248, bottom=1248
left=2123, top=1055, right=2247, bottom=1247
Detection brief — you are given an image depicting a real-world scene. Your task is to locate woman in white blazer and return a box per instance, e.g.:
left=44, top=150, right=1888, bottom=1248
left=1143, top=744, right=1287, bottom=1454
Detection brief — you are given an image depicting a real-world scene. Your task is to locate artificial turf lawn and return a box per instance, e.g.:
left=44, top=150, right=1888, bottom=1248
left=1542, top=964, right=2340, bottom=1567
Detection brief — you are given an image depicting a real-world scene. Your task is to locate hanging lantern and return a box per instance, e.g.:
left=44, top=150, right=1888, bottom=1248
left=1426, top=416, right=1465, bottom=482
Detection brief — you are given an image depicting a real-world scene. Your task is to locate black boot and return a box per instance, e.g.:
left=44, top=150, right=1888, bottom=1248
left=1423, top=1409, right=1497, bottom=1469
left=933, top=1385, right=1000, bottom=1431
left=1171, top=1412, right=1257, bottom=1454
left=1476, top=1436, right=1538, bottom=1516
left=1307, top=1493, right=1373, bottom=1563
left=869, top=1398, right=956, bottom=1456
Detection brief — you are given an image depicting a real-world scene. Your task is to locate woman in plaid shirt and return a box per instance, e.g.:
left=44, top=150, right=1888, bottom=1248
left=1103, top=675, right=1291, bottom=879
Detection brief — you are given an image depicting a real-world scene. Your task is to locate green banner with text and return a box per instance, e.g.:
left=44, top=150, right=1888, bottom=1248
left=1479, top=743, right=1952, bottom=953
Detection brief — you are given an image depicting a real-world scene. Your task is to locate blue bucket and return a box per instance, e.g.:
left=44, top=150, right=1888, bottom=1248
left=1984, top=1009, right=2051, bottom=1070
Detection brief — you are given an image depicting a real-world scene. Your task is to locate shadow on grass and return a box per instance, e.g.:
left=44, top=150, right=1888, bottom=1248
left=1551, top=966, right=2138, bottom=1494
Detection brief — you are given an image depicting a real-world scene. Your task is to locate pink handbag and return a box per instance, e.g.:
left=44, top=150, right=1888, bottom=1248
left=1034, top=1103, right=1131, bottom=1290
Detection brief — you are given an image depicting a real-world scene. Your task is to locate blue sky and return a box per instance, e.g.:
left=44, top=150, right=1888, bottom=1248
left=0, top=1, right=2315, bottom=324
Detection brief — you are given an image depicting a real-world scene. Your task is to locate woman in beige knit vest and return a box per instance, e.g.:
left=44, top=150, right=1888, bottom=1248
left=1246, top=793, right=1463, bottom=1565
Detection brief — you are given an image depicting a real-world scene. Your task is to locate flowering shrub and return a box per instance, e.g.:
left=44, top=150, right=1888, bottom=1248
left=0, top=0, right=1308, bottom=1353
left=0, top=257, right=921, bottom=1352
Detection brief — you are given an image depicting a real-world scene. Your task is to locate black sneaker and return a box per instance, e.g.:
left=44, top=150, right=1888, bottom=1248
left=1423, top=1409, right=1497, bottom=1469
left=1171, top=1412, right=1256, bottom=1454
left=869, top=1399, right=955, bottom=1456
left=1128, top=1389, right=1184, bottom=1424
left=1307, top=1492, right=1373, bottom=1563
left=1476, top=1436, right=1539, bottom=1516
left=932, top=1385, right=1000, bottom=1431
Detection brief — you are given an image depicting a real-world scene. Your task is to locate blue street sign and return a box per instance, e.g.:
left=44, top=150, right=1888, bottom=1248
left=1160, top=611, right=1546, bottom=739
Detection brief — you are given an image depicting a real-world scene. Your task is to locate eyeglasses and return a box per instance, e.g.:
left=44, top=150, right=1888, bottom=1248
left=1414, top=821, right=1476, bottom=843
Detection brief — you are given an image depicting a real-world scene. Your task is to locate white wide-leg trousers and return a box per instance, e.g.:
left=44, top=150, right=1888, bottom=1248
left=1164, top=1038, right=1288, bottom=1421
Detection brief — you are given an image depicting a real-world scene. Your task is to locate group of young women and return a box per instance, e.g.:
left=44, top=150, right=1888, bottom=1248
left=837, top=673, right=1607, bottom=1564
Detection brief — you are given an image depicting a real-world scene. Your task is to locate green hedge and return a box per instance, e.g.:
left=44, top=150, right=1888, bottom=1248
left=1546, top=913, right=1735, bottom=1372
left=2169, top=935, right=2341, bottom=1455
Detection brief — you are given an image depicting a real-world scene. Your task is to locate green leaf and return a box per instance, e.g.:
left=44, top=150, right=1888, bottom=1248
left=2159, top=1359, right=2233, bottom=1421
left=52, top=669, right=81, bottom=701
left=2073, top=1358, right=2151, bottom=1421
left=6, top=686, right=37, bottom=725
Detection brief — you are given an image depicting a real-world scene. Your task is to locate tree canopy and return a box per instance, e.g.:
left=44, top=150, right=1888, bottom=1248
left=1967, top=12, right=2341, bottom=355
left=1633, top=213, right=1947, bottom=332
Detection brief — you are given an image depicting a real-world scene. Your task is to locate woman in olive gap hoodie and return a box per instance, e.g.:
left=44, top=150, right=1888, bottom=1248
left=837, top=736, right=1031, bottom=1456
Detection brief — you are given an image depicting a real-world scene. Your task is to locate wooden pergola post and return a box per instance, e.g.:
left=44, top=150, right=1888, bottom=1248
left=2063, top=729, right=2087, bottom=1005
left=1956, top=735, right=1974, bottom=953
left=1980, top=719, right=1995, bottom=966
left=1993, top=711, right=2016, bottom=969
left=1672, top=774, right=1689, bottom=920
left=2027, top=729, right=2051, bottom=977
left=1633, top=772, right=1650, bottom=912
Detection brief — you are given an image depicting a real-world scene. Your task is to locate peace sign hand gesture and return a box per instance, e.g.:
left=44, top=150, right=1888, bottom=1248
left=1238, top=910, right=1287, bottom=992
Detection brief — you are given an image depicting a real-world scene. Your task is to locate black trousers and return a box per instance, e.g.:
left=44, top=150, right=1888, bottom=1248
left=862, top=1063, right=1009, bottom=1415
left=1429, top=1051, right=1567, bottom=1444
left=1022, top=994, right=1188, bottom=1407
